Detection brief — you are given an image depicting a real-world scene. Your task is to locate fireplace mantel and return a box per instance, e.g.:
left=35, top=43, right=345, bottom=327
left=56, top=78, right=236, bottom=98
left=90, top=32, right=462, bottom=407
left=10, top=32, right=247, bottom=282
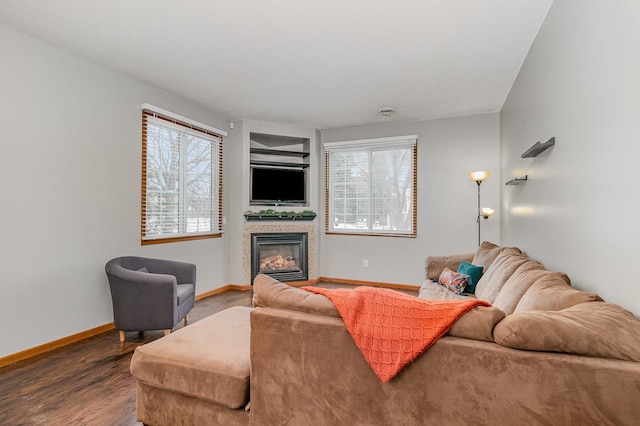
left=243, top=210, right=316, bottom=221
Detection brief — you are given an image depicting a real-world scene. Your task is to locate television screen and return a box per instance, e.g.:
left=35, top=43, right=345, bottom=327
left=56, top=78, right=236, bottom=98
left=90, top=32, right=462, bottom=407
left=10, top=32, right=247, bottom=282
left=250, top=167, right=306, bottom=205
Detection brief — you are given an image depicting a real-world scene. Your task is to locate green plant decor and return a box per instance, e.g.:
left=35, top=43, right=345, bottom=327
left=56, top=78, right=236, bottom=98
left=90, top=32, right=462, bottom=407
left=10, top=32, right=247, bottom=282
left=243, top=209, right=317, bottom=221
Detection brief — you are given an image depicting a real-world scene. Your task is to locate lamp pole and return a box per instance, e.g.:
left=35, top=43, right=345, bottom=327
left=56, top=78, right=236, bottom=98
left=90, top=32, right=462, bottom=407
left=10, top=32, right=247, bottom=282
left=469, top=170, right=490, bottom=247
left=476, top=180, right=482, bottom=246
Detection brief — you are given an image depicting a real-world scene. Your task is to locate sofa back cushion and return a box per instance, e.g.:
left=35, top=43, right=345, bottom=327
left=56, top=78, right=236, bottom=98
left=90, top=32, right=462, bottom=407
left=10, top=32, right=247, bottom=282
left=471, top=241, right=522, bottom=271
left=514, top=274, right=602, bottom=313
left=474, top=251, right=530, bottom=303
left=419, top=280, right=471, bottom=301
left=252, top=274, right=340, bottom=317
left=491, top=261, right=547, bottom=315
left=494, top=302, right=640, bottom=362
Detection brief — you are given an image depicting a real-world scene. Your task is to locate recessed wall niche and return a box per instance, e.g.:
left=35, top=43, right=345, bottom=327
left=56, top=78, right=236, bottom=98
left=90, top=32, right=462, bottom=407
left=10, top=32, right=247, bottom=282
left=249, top=132, right=310, bottom=206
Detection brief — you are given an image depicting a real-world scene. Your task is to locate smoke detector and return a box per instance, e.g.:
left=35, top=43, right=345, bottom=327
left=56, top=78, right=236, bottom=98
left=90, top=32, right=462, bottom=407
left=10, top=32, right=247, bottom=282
left=377, top=107, right=394, bottom=116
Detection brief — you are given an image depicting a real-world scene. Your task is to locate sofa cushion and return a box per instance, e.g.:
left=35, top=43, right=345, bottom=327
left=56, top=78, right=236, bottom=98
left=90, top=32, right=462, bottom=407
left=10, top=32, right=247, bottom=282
left=490, top=261, right=546, bottom=315
left=474, top=252, right=530, bottom=303
left=471, top=241, right=521, bottom=271
left=418, top=281, right=504, bottom=342
left=494, top=302, right=640, bottom=362
left=457, top=261, right=483, bottom=294
left=252, top=274, right=340, bottom=317
left=130, top=306, right=253, bottom=409
left=514, top=274, right=602, bottom=313
left=419, top=280, right=471, bottom=301
left=176, top=283, right=194, bottom=305
left=447, top=306, right=505, bottom=342
left=437, top=267, right=469, bottom=295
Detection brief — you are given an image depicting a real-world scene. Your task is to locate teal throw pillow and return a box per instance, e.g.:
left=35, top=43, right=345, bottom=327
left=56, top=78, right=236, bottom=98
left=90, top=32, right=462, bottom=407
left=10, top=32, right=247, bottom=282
left=457, top=261, right=483, bottom=294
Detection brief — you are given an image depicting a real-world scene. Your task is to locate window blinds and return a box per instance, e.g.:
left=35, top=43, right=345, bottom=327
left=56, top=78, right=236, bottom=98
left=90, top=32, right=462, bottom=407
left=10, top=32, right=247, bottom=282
left=325, top=135, right=417, bottom=236
left=141, top=107, right=223, bottom=243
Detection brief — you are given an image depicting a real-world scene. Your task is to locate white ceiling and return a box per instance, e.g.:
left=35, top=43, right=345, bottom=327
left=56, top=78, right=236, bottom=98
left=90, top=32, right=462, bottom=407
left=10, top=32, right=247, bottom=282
left=0, top=0, right=553, bottom=130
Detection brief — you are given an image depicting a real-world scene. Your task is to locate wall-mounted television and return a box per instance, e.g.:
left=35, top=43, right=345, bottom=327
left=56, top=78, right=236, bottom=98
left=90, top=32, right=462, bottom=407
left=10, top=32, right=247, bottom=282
left=250, top=166, right=307, bottom=206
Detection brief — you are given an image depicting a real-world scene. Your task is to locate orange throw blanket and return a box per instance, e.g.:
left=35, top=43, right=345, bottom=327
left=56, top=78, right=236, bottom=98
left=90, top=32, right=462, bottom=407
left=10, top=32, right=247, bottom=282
left=301, top=286, right=490, bottom=383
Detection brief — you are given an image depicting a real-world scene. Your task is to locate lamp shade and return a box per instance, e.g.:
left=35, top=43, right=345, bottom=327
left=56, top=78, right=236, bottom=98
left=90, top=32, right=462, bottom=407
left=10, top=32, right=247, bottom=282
left=469, top=170, right=490, bottom=182
left=481, top=207, right=495, bottom=218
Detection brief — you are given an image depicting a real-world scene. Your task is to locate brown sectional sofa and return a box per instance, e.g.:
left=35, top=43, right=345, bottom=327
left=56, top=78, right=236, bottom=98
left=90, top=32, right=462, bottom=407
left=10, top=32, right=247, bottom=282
left=130, top=242, right=640, bottom=425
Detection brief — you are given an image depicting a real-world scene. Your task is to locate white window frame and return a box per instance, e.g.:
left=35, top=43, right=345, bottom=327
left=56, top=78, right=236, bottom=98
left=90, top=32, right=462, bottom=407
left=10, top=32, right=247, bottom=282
left=141, top=104, right=226, bottom=244
left=324, top=135, right=417, bottom=237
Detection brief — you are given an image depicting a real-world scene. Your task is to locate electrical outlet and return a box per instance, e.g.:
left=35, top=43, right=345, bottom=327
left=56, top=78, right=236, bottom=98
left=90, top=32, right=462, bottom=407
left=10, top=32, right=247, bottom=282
left=363, top=259, right=369, bottom=268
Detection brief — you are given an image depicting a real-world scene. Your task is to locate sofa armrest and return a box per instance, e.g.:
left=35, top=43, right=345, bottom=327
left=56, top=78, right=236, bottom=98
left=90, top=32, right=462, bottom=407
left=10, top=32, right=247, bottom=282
left=425, top=253, right=474, bottom=281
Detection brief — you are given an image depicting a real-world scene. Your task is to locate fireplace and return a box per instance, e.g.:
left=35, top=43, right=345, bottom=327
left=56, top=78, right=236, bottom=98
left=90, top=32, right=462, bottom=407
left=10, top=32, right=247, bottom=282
left=251, top=232, right=308, bottom=283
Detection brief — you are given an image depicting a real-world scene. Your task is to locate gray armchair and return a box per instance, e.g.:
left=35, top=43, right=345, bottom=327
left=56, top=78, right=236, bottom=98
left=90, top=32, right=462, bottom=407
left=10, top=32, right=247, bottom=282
left=105, top=256, right=196, bottom=342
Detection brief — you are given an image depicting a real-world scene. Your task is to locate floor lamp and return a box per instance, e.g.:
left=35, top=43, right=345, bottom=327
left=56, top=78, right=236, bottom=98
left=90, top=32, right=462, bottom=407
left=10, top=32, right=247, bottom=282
left=469, top=171, right=494, bottom=246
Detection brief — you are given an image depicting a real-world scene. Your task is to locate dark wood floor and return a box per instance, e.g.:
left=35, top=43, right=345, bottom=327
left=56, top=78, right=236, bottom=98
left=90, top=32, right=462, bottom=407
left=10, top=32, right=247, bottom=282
left=0, top=283, right=416, bottom=425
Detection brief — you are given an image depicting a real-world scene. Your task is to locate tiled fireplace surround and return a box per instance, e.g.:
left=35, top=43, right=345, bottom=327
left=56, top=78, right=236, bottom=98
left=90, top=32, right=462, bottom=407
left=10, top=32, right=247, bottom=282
left=242, top=223, right=316, bottom=285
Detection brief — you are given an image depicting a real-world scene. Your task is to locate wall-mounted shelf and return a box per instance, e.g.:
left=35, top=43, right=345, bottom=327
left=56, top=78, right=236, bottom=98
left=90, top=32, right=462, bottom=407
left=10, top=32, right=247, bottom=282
left=521, top=137, right=555, bottom=158
left=250, top=148, right=309, bottom=158
left=249, top=132, right=311, bottom=170
left=250, top=160, right=310, bottom=168
left=505, top=175, right=528, bottom=186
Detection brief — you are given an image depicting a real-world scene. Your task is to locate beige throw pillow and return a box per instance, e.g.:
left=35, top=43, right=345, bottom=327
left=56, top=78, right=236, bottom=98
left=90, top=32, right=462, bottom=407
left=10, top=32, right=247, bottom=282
left=494, top=302, right=640, bottom=362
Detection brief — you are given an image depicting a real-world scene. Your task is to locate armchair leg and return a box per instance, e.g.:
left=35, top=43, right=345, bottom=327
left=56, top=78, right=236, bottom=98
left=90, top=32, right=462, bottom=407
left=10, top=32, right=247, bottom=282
left=164, top=329, right=171, bottom=336
left=184, top=314, right=189, bottom=326
left=119, top=331, right=125, bottom=342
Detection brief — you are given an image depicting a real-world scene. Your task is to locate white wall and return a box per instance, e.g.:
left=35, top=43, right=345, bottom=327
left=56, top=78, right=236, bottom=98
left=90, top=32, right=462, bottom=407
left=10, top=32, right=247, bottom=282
left=320, top=113, right=501, bottom=285
left=0, top=25, right=231, bottom=358
left=501, top=0, right=640, bottom=315
left=226, top=120, right=245, bottom=285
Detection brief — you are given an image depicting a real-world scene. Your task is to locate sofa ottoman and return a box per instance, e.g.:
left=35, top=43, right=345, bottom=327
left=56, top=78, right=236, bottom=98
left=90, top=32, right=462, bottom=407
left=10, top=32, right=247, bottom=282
left=130, top=306, right=252, bottom=426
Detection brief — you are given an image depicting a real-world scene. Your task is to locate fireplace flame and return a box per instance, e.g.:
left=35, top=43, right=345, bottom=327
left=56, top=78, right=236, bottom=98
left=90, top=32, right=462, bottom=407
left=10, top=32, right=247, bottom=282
left=260, top=254, right=297, bottom=271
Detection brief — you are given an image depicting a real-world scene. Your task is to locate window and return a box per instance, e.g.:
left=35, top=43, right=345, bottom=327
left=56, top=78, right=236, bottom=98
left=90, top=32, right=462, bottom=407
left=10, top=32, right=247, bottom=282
left=141, top=105, right=225, bottom=244
left=325, top=135, right=417, bottom=237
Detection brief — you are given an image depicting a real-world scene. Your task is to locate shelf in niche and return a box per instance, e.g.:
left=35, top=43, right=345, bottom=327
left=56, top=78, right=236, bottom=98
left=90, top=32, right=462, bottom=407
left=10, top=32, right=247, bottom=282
left=505, top=176, right=528, bottom=186
left=250, top=160, right=309, bottom=168
left=250, top=148, right=309, bottom=158
left=521, top=137, right=555, bottom=158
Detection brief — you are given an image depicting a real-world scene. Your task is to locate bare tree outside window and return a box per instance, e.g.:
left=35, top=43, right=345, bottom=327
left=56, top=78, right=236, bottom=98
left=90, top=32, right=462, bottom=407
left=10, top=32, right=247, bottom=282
left=326, top=136, right=416, bottom=237
left=372, top=148, right=412, bottom=232
left=142, top=111, right=222, bottom=243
